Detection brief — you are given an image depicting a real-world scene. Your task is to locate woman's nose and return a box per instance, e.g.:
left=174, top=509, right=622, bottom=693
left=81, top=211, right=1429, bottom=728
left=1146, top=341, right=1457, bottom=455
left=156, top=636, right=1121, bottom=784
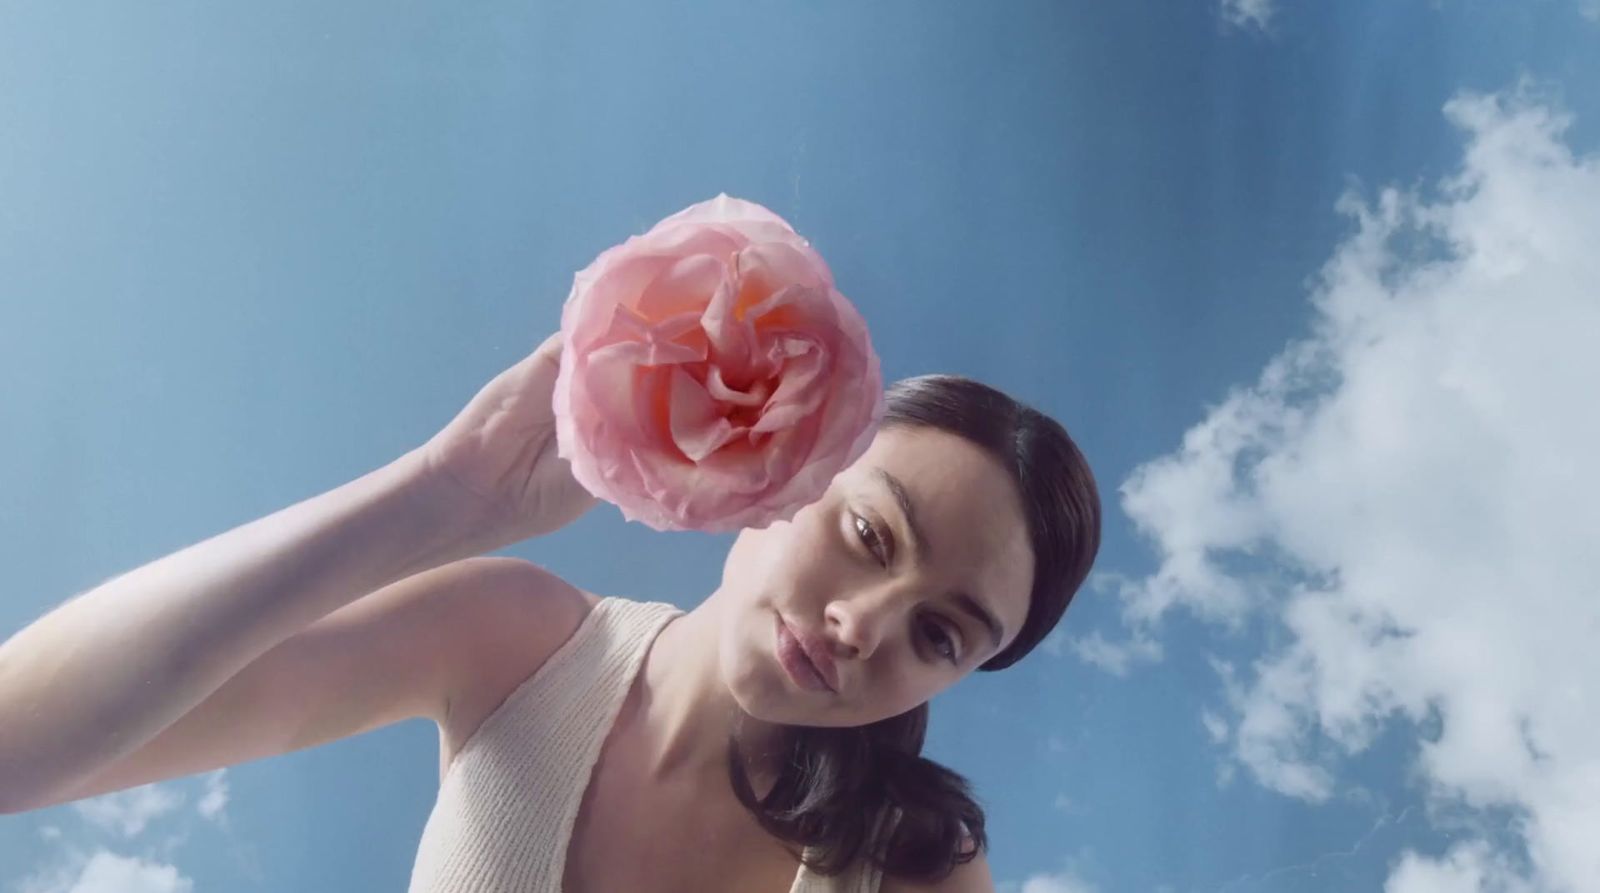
left=824, top=596, right=891, bottom=661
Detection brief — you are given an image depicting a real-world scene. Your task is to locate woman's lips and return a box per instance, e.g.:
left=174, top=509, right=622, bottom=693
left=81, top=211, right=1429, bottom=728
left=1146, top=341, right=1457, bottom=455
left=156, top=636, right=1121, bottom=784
left=776, top=614, right=837, bottom=693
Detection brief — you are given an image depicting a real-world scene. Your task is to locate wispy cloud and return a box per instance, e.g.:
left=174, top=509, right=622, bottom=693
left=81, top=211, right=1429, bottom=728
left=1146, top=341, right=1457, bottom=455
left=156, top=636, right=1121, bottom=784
left=193, top=771, right=229, bottom=824
left=1220, top=0, right=1275, bottom=31
left=15, top=851, right=194, bottom=893
left=1005, top=869, right=1102, bottom=893
left=1060, top=625, right=1163, bottom=676
left=70, top=786, right=183, bottom=839
left=8, top=772, right=234, bottom=893
left=1099, top=77, right=1600, bottom=893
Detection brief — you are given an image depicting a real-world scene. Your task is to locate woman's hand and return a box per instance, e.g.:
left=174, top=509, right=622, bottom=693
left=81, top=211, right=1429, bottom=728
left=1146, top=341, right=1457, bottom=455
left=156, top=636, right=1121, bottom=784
left=416, top=332, right=600, bottom=545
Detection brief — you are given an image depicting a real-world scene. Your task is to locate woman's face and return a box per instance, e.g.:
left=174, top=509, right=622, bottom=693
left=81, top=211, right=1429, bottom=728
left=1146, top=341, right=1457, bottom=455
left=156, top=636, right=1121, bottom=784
left=714, top=425, right=1035, bottom=728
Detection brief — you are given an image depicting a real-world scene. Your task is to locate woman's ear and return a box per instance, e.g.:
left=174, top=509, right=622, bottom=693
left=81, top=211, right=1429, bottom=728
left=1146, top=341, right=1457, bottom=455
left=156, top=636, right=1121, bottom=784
left=957, top=820, right=977, bottom=856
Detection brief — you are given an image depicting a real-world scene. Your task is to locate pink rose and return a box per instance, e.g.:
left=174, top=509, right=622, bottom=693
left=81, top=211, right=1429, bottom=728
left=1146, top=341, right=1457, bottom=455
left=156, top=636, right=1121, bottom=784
left=552, top=193, right=886, bottom=533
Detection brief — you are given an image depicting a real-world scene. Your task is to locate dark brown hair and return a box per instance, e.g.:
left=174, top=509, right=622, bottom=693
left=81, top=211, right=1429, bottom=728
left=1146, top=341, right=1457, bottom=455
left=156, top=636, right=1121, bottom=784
left=727, top=373, right=1103, bottom=883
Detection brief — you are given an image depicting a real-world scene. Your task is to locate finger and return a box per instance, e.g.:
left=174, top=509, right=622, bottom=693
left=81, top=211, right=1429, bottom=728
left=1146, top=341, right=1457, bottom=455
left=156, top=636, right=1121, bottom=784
left=533, top=331, right=563, bottom=360
left=517, top=332, right=562, bottom=373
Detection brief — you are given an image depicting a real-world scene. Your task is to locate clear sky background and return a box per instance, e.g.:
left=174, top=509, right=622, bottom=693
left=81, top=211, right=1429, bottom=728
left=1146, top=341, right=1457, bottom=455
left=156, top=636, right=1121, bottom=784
left=2, top=2, right=1598, bottom=891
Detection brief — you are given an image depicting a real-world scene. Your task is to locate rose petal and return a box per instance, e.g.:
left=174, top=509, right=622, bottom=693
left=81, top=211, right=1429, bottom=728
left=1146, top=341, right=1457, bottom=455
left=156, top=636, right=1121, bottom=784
left=573, top=354, right=657, bottom=448
left=699, top=275, right=760, bottom=381
left=555, top=193, right=883, bottom=533
left=642, top=218, right=747, bottom=254
left=588, top=309, right=706, bottom=367
left=704, top=365, right=770, bottom=407
left=735, top=241, right=833, bottom=294
left=748, top=283, right=844, bottom=342
left=635, top=254, right=730, bottom=321
left=567, top=253, right=679, bottom=349
left=668, top=366, right=739, bottom=462
left=751, top=340, right=829, bottom=433
left=655, top=193, right=800, bottom=232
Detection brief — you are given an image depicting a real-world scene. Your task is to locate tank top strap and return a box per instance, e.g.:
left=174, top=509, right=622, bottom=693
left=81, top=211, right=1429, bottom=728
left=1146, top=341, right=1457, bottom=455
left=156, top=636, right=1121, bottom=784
left=791, top=804, right=903, bottom=892
left=408, top=594, right=682, bottom=892
left=447, top=594, right=681, bottom=772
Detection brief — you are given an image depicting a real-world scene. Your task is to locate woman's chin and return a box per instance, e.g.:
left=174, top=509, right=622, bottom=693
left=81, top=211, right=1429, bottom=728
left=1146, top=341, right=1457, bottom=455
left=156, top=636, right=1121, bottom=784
left=724, top=666, right=797, bottom=722
left=721, top=655, right=817, bottom=727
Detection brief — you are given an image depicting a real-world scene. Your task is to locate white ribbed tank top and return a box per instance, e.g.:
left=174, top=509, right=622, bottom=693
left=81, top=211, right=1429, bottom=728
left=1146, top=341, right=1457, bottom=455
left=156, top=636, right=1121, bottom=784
left=407, top=595, right=888, bottom=892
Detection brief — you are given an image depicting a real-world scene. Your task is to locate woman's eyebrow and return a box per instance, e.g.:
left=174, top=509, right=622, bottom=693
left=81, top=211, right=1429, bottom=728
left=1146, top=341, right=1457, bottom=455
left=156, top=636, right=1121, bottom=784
left=872, top=467, right=1006, bottom=652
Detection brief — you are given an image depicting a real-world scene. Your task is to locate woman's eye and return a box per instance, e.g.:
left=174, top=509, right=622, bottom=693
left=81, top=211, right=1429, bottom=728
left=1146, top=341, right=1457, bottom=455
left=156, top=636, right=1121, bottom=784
left=851, top=514, right=957, bottom=664
left=922, top=619, right=960, bottom=664
left=853, top=514, right=888, bottom=565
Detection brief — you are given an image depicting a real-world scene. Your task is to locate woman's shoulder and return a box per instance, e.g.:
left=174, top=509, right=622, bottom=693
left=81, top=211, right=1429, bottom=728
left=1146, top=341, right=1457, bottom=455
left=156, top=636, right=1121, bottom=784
left=437, top=560, right=605, bottom=769
left=877, top=830, right=991, bottom=893
left=464, top=559, right=611, bottom=673
left=877, top=849, right=992, bottom=893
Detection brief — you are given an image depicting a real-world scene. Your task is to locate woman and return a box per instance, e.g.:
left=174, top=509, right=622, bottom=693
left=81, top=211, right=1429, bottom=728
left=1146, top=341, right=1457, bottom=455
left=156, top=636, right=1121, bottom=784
left=0, top=331, right=1101, bottom=893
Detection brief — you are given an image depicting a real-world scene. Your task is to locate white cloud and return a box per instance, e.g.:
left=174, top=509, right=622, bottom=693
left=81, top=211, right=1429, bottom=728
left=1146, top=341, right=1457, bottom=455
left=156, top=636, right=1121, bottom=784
left=1107, top=79, right=1600, bottom=893
left=1220, top=0, right=1275, bottom=31
left=1001, top=851, right=1105, bottom=893
left=1017, top=870, right=1100, bottom=893
left=1385, top=839, right=1541, bottom=893
left=1040, top=629, right=1066, bottom=656
left=10, top=774, right=227, bottom=893
left=70, top=785, right=183, bottom=839
left=1581, top=0, right=1600, bottom=24
left=194, top=770, right=229, bottom=823
left=16, top=850, right=194, bottom=893
left=1063, top=625, right=1164, bottom=676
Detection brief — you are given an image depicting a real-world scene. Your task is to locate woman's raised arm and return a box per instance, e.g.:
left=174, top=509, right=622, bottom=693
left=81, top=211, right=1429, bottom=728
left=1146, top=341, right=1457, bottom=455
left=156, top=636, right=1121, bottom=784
left=0, top=331, right=596, bottom=812
left=0, top=449, right=491, bottom=812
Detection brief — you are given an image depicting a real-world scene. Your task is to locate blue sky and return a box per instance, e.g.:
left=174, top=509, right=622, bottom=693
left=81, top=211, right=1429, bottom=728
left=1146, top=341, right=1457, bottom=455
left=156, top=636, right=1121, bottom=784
left=2, top=1, right=1598, bottom=891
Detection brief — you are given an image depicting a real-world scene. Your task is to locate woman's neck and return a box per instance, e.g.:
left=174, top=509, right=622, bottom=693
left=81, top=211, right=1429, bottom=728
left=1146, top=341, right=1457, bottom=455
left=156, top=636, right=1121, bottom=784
left=631, top=593, right=786, bottom=791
